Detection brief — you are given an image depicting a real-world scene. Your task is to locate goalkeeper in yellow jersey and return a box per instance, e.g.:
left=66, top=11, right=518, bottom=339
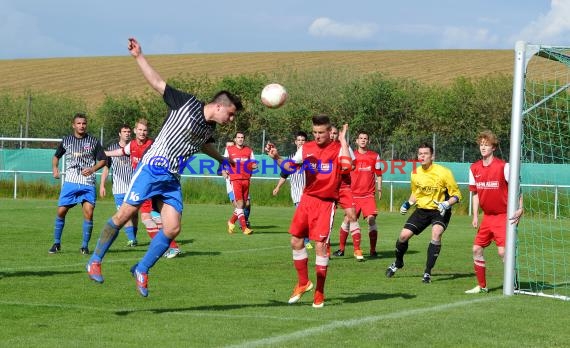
left=385, top=143, right=462, bottom=283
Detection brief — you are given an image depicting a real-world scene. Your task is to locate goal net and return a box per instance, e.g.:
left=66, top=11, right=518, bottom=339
left=0, top=137, right=62, bottom=199
left=507, top=42, right=570, bottom=300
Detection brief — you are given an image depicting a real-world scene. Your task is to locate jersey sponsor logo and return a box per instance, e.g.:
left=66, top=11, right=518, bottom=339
left=476, top=181, right=499, bottom=189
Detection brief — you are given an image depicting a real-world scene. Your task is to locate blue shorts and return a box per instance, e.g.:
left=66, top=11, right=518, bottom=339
left=113, top=193, right=126, bottom=210
left=58, top=182, right=96, bottom=207
left=228, top=191, right=235, bottom=202
left=125, top=163, right=183, bottom=214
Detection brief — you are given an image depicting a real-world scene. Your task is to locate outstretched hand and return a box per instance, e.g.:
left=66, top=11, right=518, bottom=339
left=128, top=37, right=141, bottom=57
left=265, top=142, right=278, bottom=159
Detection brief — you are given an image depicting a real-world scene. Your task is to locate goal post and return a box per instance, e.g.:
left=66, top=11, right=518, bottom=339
left=506, top=41, right=570, bottom=300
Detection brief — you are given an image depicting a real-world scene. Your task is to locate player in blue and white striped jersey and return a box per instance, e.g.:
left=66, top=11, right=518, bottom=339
left=272, top=131, right=311, bottom=248
left=99, top=124, right=139, bottom=246
left=87, top=37, right=243, bottom=297
left=49, top=113, right=106, bottom=255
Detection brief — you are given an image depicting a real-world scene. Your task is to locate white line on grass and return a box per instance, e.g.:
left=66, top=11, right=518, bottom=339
left=224, top=296, right=501, bottom=348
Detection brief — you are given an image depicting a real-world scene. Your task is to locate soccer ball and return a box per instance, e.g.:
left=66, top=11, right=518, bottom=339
left=261, top=83, right=287, bottom=108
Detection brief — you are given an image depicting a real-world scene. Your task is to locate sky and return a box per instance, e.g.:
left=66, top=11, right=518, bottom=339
left=0, top=0, right=569, bottom=59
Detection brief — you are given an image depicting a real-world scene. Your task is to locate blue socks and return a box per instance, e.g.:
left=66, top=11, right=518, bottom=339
left=124, top=226, right=137, bottom=241
left=82, top=220, right=93, bottom=248
left=137, top=231, right=171, bottom=273
left=90, top=218, right=120, bottom=263
left=53, top=216, right=65, bottom=243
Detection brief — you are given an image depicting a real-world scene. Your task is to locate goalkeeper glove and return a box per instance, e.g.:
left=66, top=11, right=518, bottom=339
left=400, top=201, right=413, bottom=215
left=433, top=200, right=450, bottom=217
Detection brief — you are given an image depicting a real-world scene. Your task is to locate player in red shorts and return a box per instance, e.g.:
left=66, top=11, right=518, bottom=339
left=330, top=126, right=362, bottom=261
left=223, top=132, right=256, bottom=235
left=266, top=116, right=351, bottom=308
left=465, top=130, right=523, bottom=293
left=350, top=131, right=383, bottom=258
left=106, top=119, right=181, bottom=257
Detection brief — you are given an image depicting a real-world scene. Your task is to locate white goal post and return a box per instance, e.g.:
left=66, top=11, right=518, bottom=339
left=506, top=41, right=570, bottom=300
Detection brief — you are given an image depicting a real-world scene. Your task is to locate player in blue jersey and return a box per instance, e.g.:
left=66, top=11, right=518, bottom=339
left=49, top=113, right=106, bottom=255
left=86, top=38, right=242, bottom=297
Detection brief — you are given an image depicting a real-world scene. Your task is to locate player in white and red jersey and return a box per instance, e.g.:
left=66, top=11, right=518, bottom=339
left=350, top=131, right=383, bottom=257
left=266, top=115, right=352, bottom=308
left=465, top=130, right=523, bottom=294
left=223, top=132, right=256, bottom=235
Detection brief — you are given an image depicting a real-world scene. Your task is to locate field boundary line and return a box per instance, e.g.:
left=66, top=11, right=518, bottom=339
left=225, top=296, right=501, bottom=348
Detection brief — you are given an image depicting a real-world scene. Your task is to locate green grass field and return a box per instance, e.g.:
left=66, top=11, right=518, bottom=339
left=0, top=199, right=568, bottom=347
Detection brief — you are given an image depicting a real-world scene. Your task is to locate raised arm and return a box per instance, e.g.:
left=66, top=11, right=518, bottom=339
left=338, top=124, right=351, bottom=171
left=128, top=37, right=166, bottom=95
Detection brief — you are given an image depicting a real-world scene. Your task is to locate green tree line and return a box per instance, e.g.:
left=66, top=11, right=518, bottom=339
left=0, top=69, right=523, bottom=161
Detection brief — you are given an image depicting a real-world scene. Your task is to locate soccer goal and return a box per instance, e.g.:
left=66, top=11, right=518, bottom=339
left=0, top=137, right=63, bottom=199
left=506, top=41, right=570, bottom=300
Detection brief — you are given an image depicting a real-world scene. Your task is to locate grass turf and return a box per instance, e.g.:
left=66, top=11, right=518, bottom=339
left=0, top=199, right=568, bottom=347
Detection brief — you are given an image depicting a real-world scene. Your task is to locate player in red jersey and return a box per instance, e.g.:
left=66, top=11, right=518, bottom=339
left=330, top=126, right=362, bottom=261
left=349, top=131, right=383, bottom=257
left=266, top=116, right=351, bottom=308
left=223, top=132, right=256, bottom=235
left=106, top=119, right=181, bottom=257
left=465, top=130, right=523, bottom=293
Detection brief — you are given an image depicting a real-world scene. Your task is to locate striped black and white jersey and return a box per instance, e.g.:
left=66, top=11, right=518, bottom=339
left=282, top=153, right=306, bottom=204
left=141, top=85, right=216, bottom=178
left=54, top=133, right=106, bottom=186
left=106, top=142, right=133, bottom=195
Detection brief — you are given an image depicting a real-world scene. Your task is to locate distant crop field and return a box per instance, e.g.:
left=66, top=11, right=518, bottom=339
left=0, top=50, right=515, bottom=107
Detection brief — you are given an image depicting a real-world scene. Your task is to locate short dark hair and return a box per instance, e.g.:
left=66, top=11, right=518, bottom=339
left=73, top=112, right=87, bottom=121
left=312, top=114, right=331, bottom=127
left=357, top=131, right=369, bottom=137
left=119, top=124, right=131, bottom=132
left=418, top=142, right=434, bottom=154
left=295, top=131, right=308, bottom=139
left=234, top=131, right=245, bottom=138
left=211, top=91, right=243, bottom=112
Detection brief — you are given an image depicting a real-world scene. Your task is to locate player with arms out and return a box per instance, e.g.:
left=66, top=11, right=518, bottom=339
left=99, top=124, right=138, bottom=245
left=49, top=113, right=106, bottom=254
left=465, top=130, right=523, bottom=294
left=266, top=116, right=351, bottom=308
left=86, top=37, right=242, bottom=296
left=385, top=143, right=462, bottom=283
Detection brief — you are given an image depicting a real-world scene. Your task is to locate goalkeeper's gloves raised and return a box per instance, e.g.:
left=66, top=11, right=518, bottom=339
left=400, top=201, right=413, bottom=215
left=433, top=200, right=450, bottom=217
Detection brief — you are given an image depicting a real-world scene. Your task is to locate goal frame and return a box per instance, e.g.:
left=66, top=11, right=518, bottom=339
left=505, top=41, right=570, bottom=297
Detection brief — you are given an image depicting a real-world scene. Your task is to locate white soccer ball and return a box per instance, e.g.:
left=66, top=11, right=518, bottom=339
left=261, top=83, right=287, bottom=108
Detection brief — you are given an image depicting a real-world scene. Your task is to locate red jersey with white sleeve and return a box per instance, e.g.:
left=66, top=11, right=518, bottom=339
left=351, top=149, right=382, bottom=197
left=224, top=145, right=256, bottom=181
left=123, top=138, right=153, bottom=169
left=292, top=140, right=343, bottom=201
left=469, top=158, right=509, bottom=215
